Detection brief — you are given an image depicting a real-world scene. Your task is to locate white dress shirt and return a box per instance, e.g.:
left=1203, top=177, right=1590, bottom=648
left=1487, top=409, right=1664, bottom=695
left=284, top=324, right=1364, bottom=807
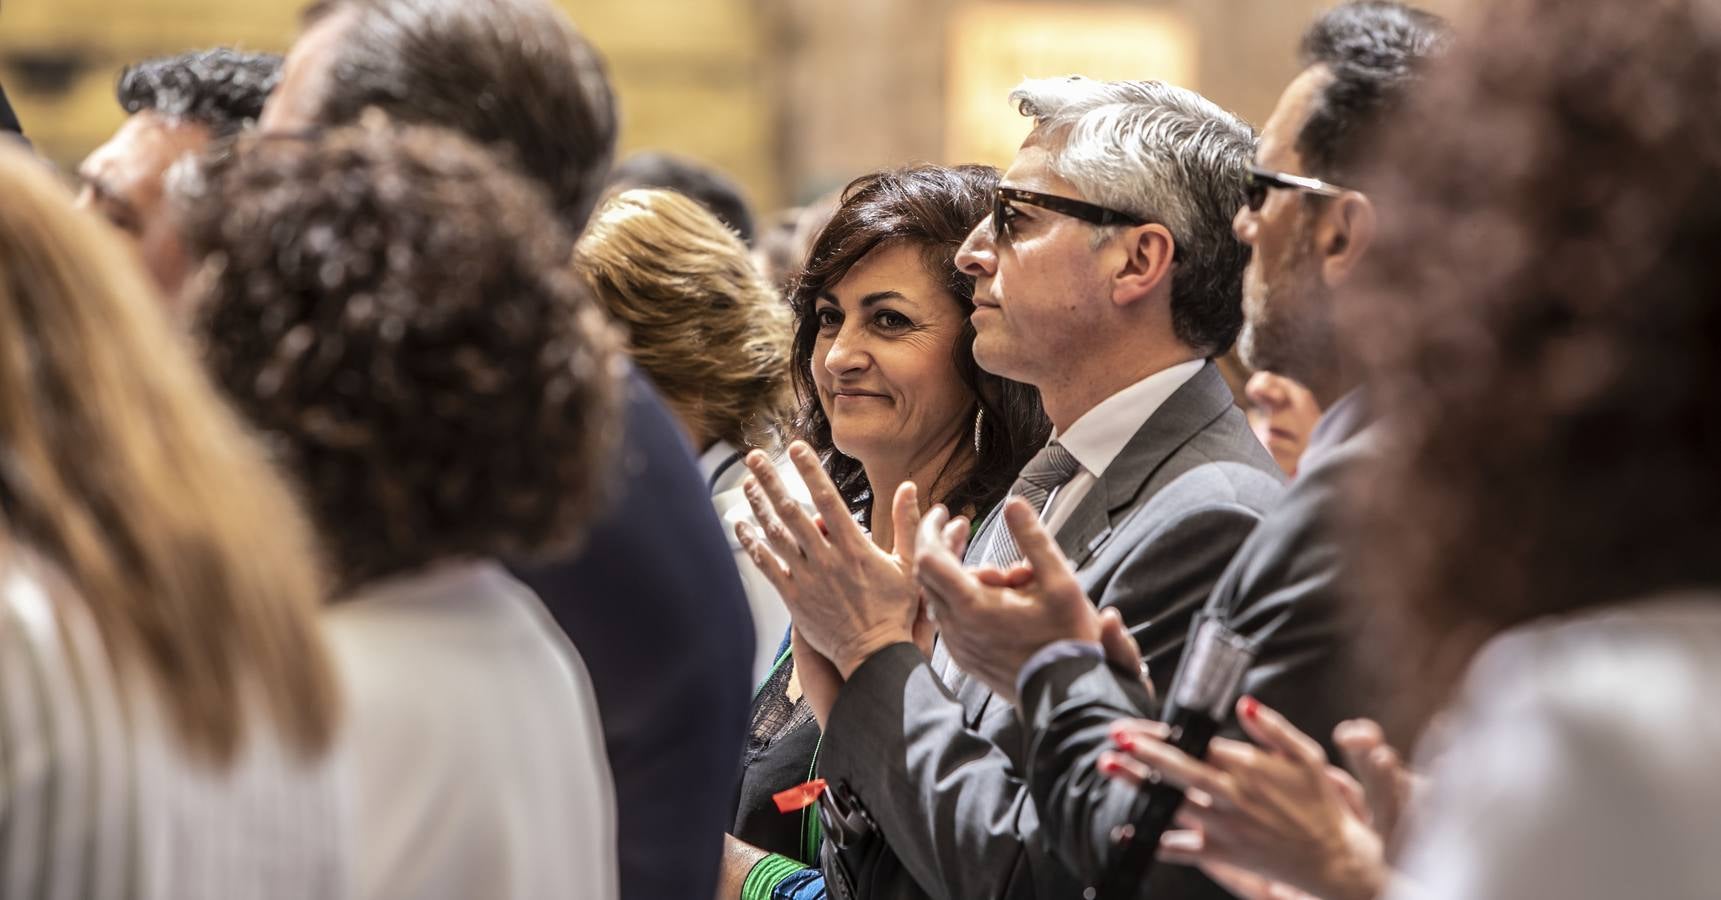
left=1041, top=359, right=1204, bottom=534
left=701, top=441, right=812, bottom=684
left=326, top=560, right=618, bottom=900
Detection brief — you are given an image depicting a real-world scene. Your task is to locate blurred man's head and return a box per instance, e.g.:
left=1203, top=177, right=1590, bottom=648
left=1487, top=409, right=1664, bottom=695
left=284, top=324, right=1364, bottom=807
left=265, top=0, right=617, bottom=235
left=952, top=77, right=1255, bottom=425
left=78, top=48, right=280, bottom=300
left=1233, top=1, right=1448, bottom=404
left=607, top=152, right=757, bottom=246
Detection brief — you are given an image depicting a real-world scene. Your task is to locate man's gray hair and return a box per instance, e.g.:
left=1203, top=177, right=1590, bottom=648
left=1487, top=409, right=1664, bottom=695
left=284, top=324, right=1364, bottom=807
left=1010, top=76, right=1257, bottom=355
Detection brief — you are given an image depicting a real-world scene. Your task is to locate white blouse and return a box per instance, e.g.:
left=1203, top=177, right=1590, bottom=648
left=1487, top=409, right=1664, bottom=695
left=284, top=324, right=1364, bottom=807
left=701, top=441, right=812, bottom=684
left=326, top=560, right=617, bottom=900
left=0, top=556, right=345, bottom=900
left=1391, top=595, right=1721, bottom=900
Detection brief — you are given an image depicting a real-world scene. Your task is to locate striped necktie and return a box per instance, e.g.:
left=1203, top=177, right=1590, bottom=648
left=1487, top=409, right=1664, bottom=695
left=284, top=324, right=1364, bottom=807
left=978, top=440, right=1082, bottom=566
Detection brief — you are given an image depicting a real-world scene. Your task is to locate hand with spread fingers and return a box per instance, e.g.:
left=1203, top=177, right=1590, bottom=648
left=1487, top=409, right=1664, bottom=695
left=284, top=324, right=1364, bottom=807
left=913, top=497, right=1103, bottom=705
left=1334, top=718, right=1422, bottom=843
left=1096, top=697, right=1392, bottom=900
left=734, top=441, right=925, bottom=679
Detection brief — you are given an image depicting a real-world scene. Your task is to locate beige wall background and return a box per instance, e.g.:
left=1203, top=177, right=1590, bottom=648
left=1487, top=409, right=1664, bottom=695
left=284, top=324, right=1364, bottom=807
left=0, top=0, right=1469, bottom=214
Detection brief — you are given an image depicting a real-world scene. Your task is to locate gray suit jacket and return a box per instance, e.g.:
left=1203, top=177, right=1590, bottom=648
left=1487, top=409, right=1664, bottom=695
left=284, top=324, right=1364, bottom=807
left=813, top=363, right=1284, bottom=900
left=1020, top=394, right=1384, bottom=895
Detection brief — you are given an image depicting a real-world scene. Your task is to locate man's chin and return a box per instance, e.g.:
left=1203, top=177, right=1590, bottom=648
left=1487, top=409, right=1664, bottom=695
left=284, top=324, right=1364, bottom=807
left=970, top=332, right=1026, bottom=381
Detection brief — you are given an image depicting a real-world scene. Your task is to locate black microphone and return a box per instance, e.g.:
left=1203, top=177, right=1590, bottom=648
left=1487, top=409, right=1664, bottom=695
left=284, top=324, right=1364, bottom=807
left=1087, top=613, right=1256, bottom=900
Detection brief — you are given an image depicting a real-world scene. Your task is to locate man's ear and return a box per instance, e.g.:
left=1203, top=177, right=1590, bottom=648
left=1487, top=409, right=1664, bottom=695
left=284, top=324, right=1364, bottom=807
left=1111, top=222, right=1177, bottom=308
left=1317, top=192, right=1377, bottom=288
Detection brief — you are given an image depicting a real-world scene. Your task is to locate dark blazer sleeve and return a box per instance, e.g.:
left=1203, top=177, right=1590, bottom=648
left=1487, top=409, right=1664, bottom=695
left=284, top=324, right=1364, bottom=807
left=513, top=369, right=755, bottom=900
left=817, top=500, right=1267, bottom=900
left=1207, top=441, right=1381, bottom=761
left=1019, top=503, right=1268, bottom=896
left=1021, top=445, right=1382, bottom=898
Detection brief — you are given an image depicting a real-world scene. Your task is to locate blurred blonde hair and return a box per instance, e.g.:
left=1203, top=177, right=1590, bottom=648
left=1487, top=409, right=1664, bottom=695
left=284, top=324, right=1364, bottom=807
left=0, top=142, right=338, bottom=765
left=578, top=188, right=792, bottom=451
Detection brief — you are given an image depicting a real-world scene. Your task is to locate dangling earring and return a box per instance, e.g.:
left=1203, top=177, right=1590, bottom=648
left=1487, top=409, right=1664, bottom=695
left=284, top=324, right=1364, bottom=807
left=972, top=407, right=985, bottom=454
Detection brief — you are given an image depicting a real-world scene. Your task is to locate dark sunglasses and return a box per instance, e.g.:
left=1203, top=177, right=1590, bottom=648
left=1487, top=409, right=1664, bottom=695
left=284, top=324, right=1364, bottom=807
left=1244, top=164, right=1350, bottom=212
left=993, top=186, right=1148, bottom=239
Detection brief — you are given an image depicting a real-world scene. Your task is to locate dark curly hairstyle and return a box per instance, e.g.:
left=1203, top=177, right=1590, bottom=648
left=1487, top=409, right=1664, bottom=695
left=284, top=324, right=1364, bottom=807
left=117, top=48, right=282, bottom=139
left=1296, top=1, right=1450, bottom=183
left=791, top=165, right=1050, bottom=524
left=1345, top=0, right=1721, bottom=736
left=182, top=119, right=623, bottom=591
left=303, top=0, right=617, bottom=234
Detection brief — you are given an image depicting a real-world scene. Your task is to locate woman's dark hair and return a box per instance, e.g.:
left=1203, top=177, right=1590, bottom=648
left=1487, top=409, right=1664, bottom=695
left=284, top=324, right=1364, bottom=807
left=789, top=164, right=1050, bottom=523
left=1345, top=0, right=1721, bottom=738
left=183, top=119, right=623, bottom=591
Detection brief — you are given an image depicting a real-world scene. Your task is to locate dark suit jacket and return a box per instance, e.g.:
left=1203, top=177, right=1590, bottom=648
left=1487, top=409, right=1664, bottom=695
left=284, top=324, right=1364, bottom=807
left=813, top=363, right=1285, bottom=900
left=1021, top=392, right=1383, bottom=896
left=0, top=84, right=25, bottom=142
left=514, top=370, right=754, bottom=900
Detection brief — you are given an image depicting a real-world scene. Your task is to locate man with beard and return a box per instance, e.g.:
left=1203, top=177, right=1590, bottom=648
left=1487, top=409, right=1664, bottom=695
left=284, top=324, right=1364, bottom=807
left=913, top=1, right=1449, bottom=888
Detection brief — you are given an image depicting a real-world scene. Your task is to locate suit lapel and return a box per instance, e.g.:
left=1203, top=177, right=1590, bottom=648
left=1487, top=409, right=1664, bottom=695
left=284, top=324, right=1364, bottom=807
left=1053, top=362, right=1236, bottom=569
left=945, top=363, right=1236, bottom=726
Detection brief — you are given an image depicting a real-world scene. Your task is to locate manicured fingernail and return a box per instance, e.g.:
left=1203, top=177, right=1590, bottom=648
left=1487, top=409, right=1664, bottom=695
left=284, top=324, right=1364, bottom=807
left=1098, top=756, right=1119, bottom=774
left=1117, top=735, right=1135, bottom=751
left=1240, top=696, right=1260, bottom=720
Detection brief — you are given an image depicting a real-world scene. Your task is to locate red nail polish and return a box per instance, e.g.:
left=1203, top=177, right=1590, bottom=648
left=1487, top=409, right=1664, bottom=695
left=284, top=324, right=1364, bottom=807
left=1240, top=696, right=1260, bottom=720
left=1117, top=735, right=1135, bottom=751
left=1098, top=756, right=1118, bottom=775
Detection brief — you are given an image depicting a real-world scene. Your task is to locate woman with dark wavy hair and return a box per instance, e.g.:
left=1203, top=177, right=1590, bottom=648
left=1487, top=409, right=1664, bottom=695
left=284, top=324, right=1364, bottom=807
left=720, top=165, right=1049, bottom=898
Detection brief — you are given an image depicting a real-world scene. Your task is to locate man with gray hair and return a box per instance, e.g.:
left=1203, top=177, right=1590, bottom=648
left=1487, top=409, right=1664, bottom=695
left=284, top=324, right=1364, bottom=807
left=775, top=77, right=1284, bottom=900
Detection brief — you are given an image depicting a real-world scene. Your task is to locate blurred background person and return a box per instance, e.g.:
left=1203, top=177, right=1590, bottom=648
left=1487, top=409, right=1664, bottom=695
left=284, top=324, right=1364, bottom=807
left=607, top=150, right=758, bottom=246
left=183, top=120, right=625, bottom=900
left=576, top=186, right=799, bottom=682
left=1245, top=369, right=1323, bottom=476
left=0, top=139, right=341, bottom=900
left=721, top=164, right=1050, bottom=899
left=1099, top=1, right=1721, bottom=898
left=258, top=2, right=758, bottom=895
left=76, top=48, right=280, bottom=301
left=1350, top=0, right=1721, bottom=895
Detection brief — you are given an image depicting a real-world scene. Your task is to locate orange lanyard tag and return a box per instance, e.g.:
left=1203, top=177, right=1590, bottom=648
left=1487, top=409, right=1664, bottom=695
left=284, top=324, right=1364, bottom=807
left=772, top=778, right=828, bottom=814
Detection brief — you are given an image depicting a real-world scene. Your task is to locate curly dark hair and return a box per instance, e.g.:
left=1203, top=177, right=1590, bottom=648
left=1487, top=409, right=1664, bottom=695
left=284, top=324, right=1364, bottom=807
left=303, top=0, right=617, bottom=234
left=1296, top=1, right=1450, bottom=183
left=790, top=165, right=1050, bottom=524
left=117, top=47, right=282, bottom=138
left=182, top=119, right=623, bottom=591
left=1345, top=0, right=1721, bottom=735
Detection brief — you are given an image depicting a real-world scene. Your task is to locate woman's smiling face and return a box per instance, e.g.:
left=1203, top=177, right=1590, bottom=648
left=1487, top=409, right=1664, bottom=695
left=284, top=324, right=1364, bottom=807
left=812, top=242, right=975, bottom=469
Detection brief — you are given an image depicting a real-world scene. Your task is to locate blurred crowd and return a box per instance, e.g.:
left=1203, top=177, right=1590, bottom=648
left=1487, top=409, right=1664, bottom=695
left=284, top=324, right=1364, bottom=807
left=2, top=1, right=1719, bottom=899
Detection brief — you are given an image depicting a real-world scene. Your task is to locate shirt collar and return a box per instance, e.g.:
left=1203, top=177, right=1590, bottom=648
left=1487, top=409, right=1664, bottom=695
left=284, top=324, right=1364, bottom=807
left=1054, top=359, right=1205, bottom=479
left=1303, top=388, right=1371, bottom=466
left=697, top=440, right=744, bottom=484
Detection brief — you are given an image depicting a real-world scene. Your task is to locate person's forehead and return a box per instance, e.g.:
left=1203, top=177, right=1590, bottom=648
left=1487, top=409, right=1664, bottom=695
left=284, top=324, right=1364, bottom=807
left=266, top=4, right=357, bottom=132
left=999, top=132, right=1084, bottom=196
left=83, top=112, right=210, bottom=192
left=1256, top=65, right=1334, bottom=174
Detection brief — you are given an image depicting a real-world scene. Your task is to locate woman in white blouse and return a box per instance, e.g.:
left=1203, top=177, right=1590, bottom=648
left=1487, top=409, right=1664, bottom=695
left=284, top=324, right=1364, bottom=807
left=182, top=121, right=626, bottom=900
left=0, top=140, right=343, bottom=899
